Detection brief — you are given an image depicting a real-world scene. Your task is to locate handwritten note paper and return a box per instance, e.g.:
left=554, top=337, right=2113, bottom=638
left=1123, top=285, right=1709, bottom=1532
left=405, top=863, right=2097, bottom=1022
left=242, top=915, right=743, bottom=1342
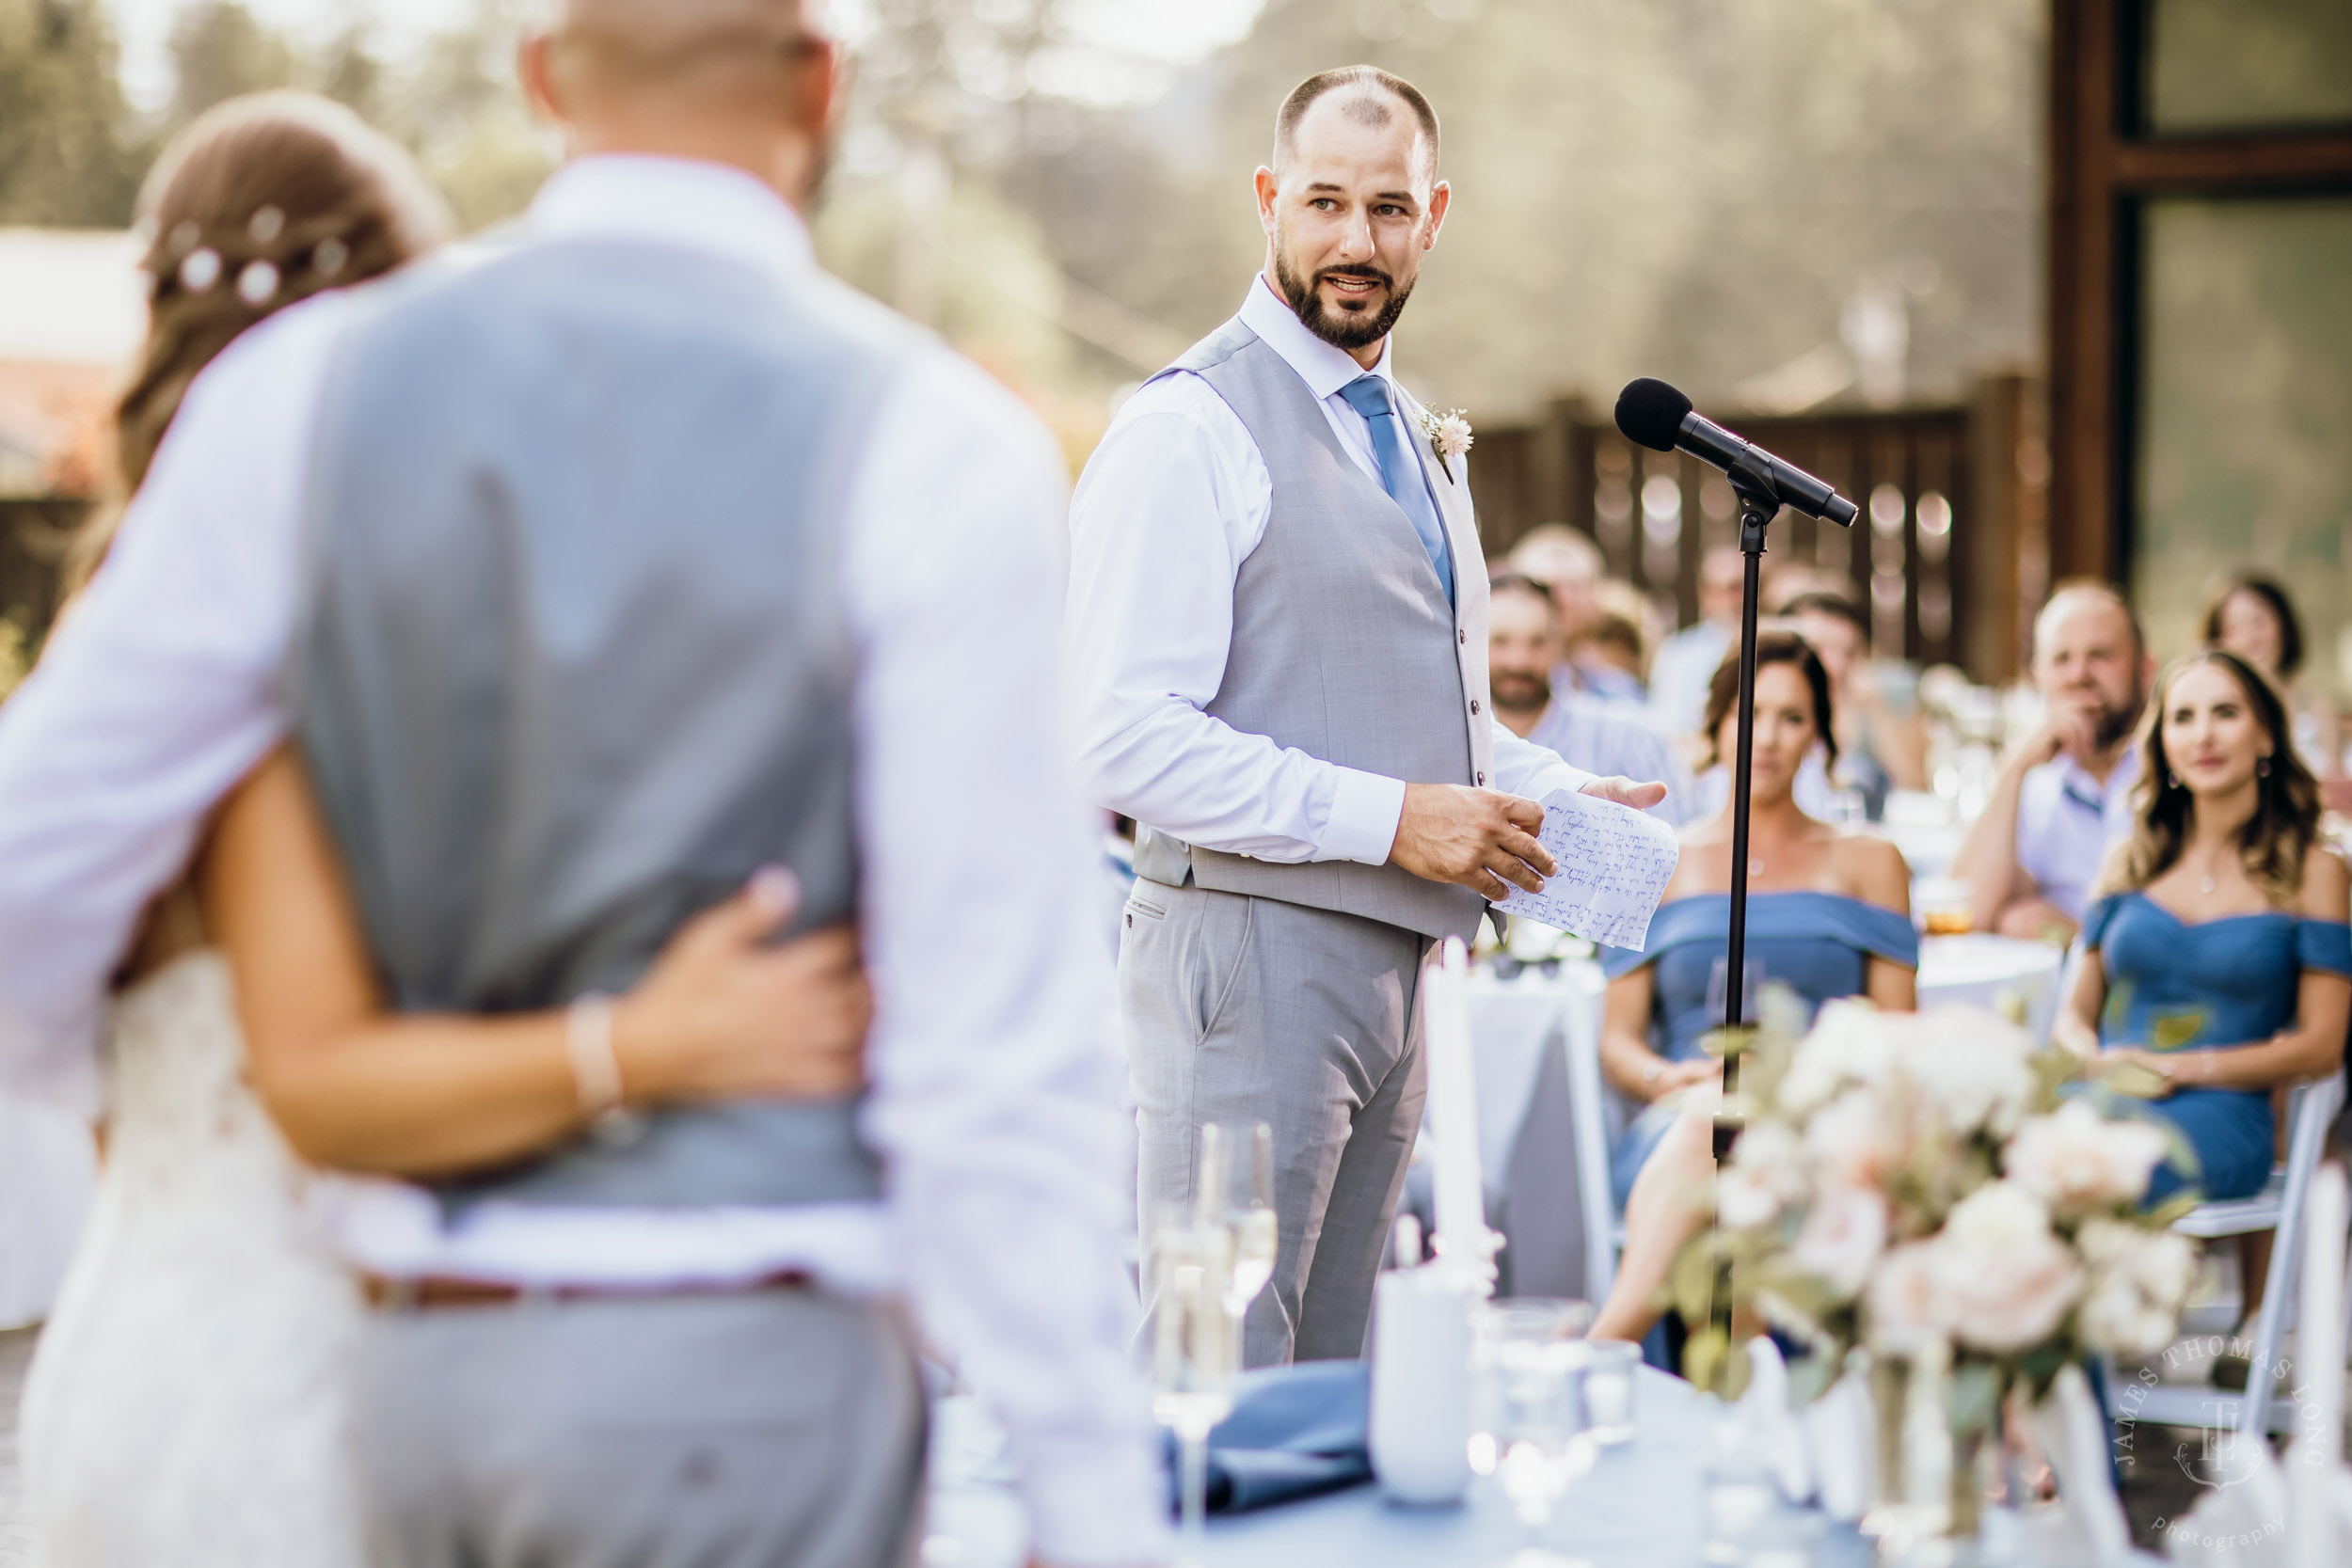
left=1494, top=788, right=1681, bottom=950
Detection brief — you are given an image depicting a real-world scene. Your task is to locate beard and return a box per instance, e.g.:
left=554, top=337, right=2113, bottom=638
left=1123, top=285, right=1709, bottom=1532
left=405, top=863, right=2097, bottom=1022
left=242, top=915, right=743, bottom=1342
left=2092, top=691, right=2143, bottom=752
left=1273, top=245, right=1417, bottom=352
left=1489, top=668, right=1550, bottom=717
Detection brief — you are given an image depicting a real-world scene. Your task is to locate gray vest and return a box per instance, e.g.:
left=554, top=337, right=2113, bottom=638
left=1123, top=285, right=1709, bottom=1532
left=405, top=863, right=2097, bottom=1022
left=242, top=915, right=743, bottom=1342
left=1133, top=319, right=1486, bottom=941
left=289, top=238, right=914, bottom=1210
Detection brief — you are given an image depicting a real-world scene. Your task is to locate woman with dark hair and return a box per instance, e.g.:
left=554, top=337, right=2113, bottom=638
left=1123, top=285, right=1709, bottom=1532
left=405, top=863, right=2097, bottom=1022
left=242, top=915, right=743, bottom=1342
left=1588, top=631, right=1916, bottom=1345
left=2201, top=571, right=2342, bottom=792
left=2057, top=648, right=2351, bottom=1207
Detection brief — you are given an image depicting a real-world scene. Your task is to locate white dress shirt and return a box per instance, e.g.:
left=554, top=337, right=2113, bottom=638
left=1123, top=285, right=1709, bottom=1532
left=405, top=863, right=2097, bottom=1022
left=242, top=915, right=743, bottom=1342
left=0, top=155, right=1159, bottom=1564
left=1067, top=277, right=1591, bottom=857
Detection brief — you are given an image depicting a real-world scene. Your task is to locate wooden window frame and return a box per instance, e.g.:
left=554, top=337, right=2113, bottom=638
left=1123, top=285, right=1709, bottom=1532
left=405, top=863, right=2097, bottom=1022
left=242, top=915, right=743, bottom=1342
left=2046, top=0, right=2352, bottom=587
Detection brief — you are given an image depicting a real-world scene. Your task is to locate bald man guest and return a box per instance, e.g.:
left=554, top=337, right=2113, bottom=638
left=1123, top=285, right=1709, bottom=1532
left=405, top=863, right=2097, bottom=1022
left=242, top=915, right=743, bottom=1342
left=1067, top=66, right=1663, bottom=1368
left=0, top=4, right=1162, bottom=1566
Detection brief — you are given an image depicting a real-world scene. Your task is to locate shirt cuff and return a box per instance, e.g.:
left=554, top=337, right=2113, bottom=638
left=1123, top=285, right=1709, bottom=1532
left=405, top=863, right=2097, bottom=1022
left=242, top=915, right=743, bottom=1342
left=1319, top=767, right=1408, bottom=866
left=1022, top=1432, right=1170, bottom=1566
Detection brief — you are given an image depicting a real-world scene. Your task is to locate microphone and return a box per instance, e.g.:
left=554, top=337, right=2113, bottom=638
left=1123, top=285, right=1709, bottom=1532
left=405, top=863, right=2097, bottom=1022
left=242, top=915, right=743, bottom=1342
left=1613, top=378, right=1859, bottom=528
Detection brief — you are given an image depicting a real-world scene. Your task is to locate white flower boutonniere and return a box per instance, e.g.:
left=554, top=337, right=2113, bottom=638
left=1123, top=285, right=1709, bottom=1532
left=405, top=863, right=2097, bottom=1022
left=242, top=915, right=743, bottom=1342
left=1418, top=406, right=1473, bottom=482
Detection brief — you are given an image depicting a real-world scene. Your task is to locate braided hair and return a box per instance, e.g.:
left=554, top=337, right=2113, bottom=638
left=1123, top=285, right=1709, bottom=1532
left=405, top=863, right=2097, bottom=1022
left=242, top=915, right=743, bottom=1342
left=68, top=91, right=450, bottom=591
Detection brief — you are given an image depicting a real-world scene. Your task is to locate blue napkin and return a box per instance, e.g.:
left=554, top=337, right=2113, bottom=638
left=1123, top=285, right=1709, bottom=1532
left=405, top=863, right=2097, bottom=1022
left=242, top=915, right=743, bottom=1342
left=1164, top=1359, right=1373, bottom=1514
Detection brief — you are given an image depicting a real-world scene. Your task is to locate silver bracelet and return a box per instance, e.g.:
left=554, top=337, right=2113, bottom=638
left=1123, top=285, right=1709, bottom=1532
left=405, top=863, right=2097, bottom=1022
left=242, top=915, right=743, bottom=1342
left=564, top=993, right=625, bottom=1117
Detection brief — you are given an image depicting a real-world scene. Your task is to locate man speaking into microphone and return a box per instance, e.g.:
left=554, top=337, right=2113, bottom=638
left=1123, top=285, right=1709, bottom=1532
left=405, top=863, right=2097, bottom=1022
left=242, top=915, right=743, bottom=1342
left=1065, top=65, right=1663, bottom=1367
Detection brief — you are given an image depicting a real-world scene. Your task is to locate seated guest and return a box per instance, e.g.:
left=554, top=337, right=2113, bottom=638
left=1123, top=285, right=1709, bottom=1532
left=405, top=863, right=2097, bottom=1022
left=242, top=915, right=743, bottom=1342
left=1953, top=580, right=2151, bottom=942
left=2056, top=648, right=2351, bottom=1209
left=2203, top=571, right=2343, bottom=793
left=1569, top=579, right=1652, bottom=706
left=1784, top=589, right=1929, bottom=808
left=1647, top=545, right=1744, bottom=739
left=1587, top=633, right=1915, bottom=1345
left=1508, top=527, right=1644, bottom=708
left=1487, top=573, right=1691, bottom=823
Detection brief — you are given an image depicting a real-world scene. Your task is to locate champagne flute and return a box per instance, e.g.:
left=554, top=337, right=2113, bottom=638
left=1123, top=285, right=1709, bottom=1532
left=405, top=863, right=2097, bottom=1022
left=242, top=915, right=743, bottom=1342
left=1152, top=1207, right=1238, bottom=1565
left=1198, top=1121, right=1277, bottom=1320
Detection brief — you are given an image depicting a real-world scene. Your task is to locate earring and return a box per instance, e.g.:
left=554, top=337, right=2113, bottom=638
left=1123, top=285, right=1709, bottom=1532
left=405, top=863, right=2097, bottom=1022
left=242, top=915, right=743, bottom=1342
left=2168, top=771, right=2181, bottom=788
left=2257, top=756, right=2272, bottom=777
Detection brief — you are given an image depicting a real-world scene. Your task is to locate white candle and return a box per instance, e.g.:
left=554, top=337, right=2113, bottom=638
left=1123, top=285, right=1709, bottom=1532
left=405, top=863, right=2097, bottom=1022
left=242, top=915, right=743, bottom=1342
left=1369, top=1265, right=1475, bottom=1505
left=1423, top=938, right=1489, bottom=1286
left=2289, top=1162, right=2346, bottom=1568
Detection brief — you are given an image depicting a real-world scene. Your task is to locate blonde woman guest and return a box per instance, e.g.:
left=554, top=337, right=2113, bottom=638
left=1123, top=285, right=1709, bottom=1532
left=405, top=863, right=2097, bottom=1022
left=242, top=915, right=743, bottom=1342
left=17, top=93, right=872, bottom=1568
left=1588, top=632, right=1916, bottom=1347
left=2057, top=649, right=2352, bottom=1208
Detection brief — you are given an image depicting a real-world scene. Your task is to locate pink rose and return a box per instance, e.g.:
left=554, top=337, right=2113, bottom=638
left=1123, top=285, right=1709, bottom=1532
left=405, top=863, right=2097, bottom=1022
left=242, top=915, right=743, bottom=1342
left=1932, top=1182, right=2082, bottom=1354
left=2003, top=1101, right=2169, bottom=1217
left=1788, top=1183, right=1889, bottom=1303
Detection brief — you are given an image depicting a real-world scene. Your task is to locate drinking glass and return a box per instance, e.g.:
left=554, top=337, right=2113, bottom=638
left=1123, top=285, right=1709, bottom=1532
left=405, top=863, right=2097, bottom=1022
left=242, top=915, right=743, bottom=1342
left=1151, top=1208, right=1238, bottom=1565
left=1197, top=1121, right=1276, bottom=1321
left=1706, top=957, right=1764, bottom=1031
left=1488, top=1307, right=1596, bottom=1567
left=1577, top=1338, right=1640, bottom=1448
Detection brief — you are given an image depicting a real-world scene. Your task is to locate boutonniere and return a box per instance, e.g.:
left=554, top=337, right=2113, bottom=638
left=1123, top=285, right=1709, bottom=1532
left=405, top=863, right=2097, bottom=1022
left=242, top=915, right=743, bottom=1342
left=1417, top=405, right=1473, bottom=482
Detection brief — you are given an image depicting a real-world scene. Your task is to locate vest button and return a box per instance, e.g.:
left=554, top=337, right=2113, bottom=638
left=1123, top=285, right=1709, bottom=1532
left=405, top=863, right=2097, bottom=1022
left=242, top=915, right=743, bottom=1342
left=1470, top=699, right=1481, bottom=714
left=1476, top=771, right=1486, bottom=785
left=1459, top=629, right=1467, bottom=645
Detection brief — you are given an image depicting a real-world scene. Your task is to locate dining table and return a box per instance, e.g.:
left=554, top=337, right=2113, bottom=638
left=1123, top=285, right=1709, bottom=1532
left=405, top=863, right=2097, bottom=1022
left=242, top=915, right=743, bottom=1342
left=921, top=1366, right=1879, bottom=1568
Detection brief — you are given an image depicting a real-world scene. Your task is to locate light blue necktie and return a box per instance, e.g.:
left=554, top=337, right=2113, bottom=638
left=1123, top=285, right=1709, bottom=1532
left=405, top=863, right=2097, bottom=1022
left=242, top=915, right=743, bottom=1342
left=1339, top=374, right=1454, bottom=607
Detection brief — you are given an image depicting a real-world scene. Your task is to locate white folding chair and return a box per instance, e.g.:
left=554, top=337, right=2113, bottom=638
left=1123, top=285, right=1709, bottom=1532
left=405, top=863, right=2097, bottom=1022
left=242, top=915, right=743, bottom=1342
left=2102, top=1068, right=2348, bottom=1439
left=1557, top=960, right=1624, bottom=1301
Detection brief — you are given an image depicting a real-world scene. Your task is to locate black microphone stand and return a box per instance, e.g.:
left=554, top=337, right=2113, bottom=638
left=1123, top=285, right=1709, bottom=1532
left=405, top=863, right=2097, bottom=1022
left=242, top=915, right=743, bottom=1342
left=1709, top=451, right=1784, bottom=1343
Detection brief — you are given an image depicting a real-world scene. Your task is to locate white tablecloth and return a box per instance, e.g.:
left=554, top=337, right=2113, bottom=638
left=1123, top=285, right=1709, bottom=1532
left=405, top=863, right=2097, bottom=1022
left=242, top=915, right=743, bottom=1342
left=1918, top=933, right=2066, bottom=1043
left=921, top=1367, right=1753, bottom=1568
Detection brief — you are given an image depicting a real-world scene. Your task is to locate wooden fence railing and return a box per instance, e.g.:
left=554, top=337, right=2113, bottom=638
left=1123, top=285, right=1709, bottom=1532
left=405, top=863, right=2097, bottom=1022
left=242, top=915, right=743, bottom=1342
left=1469, top=374, right=2045, bottom=683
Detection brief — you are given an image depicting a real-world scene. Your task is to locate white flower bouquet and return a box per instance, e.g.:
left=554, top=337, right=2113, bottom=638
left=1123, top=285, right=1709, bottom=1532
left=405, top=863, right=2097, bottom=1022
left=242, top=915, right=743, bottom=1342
left=1673, top=998, right=2199, bottom=1414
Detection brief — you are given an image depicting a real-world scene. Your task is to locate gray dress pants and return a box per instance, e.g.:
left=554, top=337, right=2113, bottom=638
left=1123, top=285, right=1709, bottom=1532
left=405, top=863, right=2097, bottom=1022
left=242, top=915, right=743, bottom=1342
left=1121, top=879, right=1429, bottom=1367
left=351, top=1289, right=924, bottom=1568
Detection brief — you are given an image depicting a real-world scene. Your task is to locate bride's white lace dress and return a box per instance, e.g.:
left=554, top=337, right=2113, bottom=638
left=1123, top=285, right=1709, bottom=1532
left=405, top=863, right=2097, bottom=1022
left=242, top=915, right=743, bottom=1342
left=19, top=950, right=365, bottom=1567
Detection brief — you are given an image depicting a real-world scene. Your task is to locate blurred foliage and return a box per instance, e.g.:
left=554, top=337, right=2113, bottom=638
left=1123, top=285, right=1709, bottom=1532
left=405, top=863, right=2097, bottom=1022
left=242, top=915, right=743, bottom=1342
left=0, top=0, right=2048, bottom=448
left=0, top=0, right=146, bottom=226
left=0, top=605, right=30, bottom=705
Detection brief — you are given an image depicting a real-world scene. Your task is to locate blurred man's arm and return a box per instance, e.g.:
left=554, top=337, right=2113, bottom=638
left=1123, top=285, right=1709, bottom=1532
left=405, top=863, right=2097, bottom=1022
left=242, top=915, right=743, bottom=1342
left=850, top=348, right=1164, bottom=1568
left=1951, top=718, right=2074, bottom=934
left=1064, top=378, right=1405, bottom=866
left=0, top=298, right=345, bottom=1112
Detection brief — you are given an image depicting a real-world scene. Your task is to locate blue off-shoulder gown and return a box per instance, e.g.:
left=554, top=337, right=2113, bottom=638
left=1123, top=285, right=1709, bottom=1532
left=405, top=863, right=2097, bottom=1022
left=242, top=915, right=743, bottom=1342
left=1600, top=891, right=1920, bottom=1202
left=2080, top=891, right=2352, bottom=1203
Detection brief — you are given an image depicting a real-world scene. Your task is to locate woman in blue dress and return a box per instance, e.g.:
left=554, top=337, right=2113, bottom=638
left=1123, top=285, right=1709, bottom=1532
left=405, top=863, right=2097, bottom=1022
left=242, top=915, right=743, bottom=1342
left=1588, top=632, right=1916, bottom=1345
left=2057, top=649, right=2350, bottom=1226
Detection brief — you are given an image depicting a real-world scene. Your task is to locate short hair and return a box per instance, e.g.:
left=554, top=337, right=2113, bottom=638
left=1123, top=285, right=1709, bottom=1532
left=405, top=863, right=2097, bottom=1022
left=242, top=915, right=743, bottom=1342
left=2035, top=577, right=2145, bottom=659
left=1783, top=590, right=1868, bottom=638
left=1273, top=65, right=1440, bottom=182
left=1486, top=572, right=1556, bottom=612
left=1699, top=629, right=1836, bottom=771
left=2201, top=571, right=2304, bottom=680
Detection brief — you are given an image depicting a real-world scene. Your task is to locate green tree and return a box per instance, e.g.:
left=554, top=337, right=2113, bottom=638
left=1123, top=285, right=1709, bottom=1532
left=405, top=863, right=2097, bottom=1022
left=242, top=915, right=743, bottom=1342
left=0, top=0, right=145, bottom=227
left=168, top=1, right=299, bottom=125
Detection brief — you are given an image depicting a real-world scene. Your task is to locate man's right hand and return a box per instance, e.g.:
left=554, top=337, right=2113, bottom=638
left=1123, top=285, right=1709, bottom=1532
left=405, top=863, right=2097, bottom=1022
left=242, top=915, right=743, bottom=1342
left=1387, top=784, right=1557, bottom=900
left=2014, top=705, right=2099, bottom=773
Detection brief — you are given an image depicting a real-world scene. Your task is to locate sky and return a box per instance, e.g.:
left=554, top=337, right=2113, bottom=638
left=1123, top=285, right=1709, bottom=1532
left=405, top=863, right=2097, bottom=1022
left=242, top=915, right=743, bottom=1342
left=102, top=0, right=1265, bottom=114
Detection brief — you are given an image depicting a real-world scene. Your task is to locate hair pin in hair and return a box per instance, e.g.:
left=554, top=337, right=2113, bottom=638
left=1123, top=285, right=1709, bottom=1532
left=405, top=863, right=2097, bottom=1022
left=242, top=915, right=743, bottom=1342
left=312, top=236, right=349, bottom=277
left=236, top=260, right=280, bottom=307
left=248, top=205, right=286, bottom=244
left=167, top=219, right=202, bottom=259
left=130, top=215, right=157, bottom=247
left=178, top=247, right=223, bottom=294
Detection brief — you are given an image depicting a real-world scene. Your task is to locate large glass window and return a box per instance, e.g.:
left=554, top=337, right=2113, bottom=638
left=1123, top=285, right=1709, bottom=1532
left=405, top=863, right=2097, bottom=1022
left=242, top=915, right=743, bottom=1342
left=2146, top=0, right=2352, bottom=134
left=2134, top=197, right=2352, bottom=690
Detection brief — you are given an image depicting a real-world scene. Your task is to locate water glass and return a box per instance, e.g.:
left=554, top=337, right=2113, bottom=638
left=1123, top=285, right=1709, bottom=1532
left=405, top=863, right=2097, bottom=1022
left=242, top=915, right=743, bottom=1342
left=1578, top=1338, right=1640, bottom=1449
left=1706, top=956, right=1764, bottom=1030
left=1482, top=1300, right=1596, bottom=1564
left=1151, top=1209, right=1238, bottom=1564
left=1197, top=1121, right=1276, bottom=1320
